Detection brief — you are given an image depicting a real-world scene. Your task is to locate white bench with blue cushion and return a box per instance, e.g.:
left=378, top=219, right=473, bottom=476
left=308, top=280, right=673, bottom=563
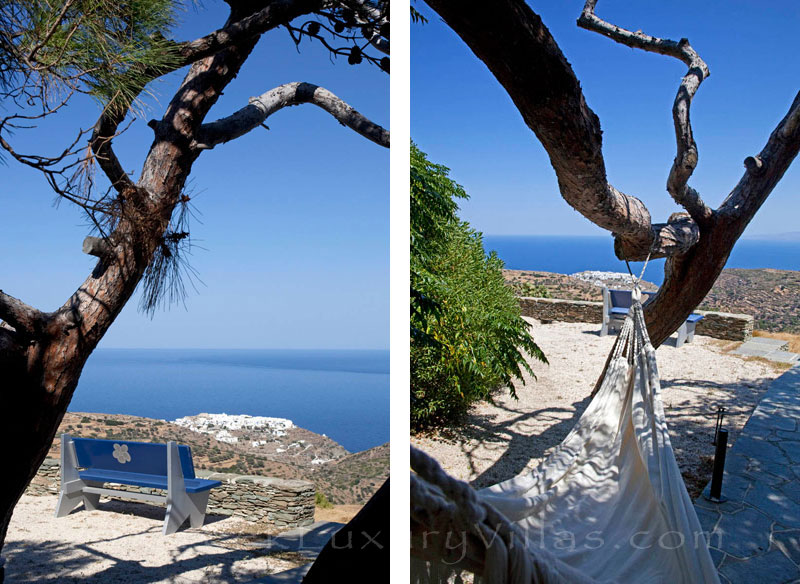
left=55, top=434, right=222, bottom=534
left=601, top=287, right=704, bottom=348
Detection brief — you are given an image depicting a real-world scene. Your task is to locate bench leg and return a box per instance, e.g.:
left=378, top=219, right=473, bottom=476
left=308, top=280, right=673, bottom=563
left=55, top=490, right=85, bottom=518
left=686, top=322, right=697, bottom=344
left=600, top=288, right=610, bottom=336
left=163, top=499, right=187, bottom=535
left=188, top=492, right=210, bottom=528
left=163, top=442, right=213, bottom=534
left=676, top=322, right=688, bottom=348
left=55, top=433, right=89, bottom=518
left=163, top=491, right=210, bottom=534
left=82, top=481, right=103, bottom=511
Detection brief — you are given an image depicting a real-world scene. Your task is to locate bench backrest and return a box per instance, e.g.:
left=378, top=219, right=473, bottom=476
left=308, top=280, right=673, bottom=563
left=71, top=437, right=196, bottom=479
left=607, top=288, right=656, bottom=309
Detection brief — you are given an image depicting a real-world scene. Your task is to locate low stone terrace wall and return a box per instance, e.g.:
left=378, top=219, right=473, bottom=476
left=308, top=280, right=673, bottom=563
left=518, top=297, right=753, bottom=342
left=28, top=458, right=315, bottom=528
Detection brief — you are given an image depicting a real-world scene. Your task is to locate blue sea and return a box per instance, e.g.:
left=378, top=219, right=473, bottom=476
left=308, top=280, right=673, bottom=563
left=483, top=235, right=800, bottom=286
left=69, top=349, right=389, bottom=453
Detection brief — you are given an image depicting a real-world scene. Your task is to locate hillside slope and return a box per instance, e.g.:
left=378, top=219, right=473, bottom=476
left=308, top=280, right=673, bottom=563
left=700, top=269, right=800, bottom=333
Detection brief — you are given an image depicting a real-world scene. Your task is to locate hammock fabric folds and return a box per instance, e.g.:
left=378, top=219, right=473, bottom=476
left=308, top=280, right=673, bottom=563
left=411, top=297, right=720, bottom=584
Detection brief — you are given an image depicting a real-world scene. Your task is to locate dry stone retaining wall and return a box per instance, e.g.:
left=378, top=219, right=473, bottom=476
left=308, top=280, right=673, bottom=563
left=27, top=458, right=315, bottom=528
left=518, top=297, right=753, bottom=342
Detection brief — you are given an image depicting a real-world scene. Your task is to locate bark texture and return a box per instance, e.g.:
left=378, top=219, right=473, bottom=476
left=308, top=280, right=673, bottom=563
left=425, top=0, right=800, bottom=349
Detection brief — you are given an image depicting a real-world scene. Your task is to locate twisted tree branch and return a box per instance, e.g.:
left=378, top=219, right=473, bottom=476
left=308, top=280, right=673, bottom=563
left=578, top=0, right=713, bottom=226
left=424, top=0, right=697, bottom=261
left=194, top=81, right=389, bottom=149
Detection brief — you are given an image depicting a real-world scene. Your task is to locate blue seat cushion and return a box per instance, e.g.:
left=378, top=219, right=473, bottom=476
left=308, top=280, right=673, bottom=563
left=610, top=307, right=629, bottom=315
left=79, top=469, right=221, bottom=493
left=687, top=313, right=704, bottom=323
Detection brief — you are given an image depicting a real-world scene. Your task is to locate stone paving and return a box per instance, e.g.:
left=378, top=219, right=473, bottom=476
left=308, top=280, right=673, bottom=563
left=695, top=366, right=800, bottom=583
left=732, top=337, right=800, bottom=364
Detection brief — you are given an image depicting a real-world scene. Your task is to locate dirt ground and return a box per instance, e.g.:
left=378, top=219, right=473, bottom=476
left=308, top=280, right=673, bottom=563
left=4, top=495, right=314, bottom=583
left=313, top=504, right=362, bottom=524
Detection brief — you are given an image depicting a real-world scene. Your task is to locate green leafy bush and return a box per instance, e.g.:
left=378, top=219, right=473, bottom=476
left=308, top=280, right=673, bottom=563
left=411, top=144, right=546, bottom=429
left=511, top=281, right=551, bottom=298
left=315, top=491, right=334, bottom=509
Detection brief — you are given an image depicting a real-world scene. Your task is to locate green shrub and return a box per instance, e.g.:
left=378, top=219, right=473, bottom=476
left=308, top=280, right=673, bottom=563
left=315, top=492, right=334, bottom=509
left=511, top=281, right=551, bottom=298
left=410, top=144, right=546, bottom=429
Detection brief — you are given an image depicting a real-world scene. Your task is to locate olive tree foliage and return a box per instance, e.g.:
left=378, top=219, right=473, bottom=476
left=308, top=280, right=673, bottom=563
left=0, top=0, right=388, bottom=563
left=411, top=144, right=546, bottom=429
left=424, top=0, right=800, bottom=350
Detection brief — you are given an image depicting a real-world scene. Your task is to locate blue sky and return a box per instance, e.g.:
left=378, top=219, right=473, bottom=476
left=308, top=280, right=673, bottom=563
left=412, top=1, right=800, bottom=238
left=1, top=2, right=389, bottom=349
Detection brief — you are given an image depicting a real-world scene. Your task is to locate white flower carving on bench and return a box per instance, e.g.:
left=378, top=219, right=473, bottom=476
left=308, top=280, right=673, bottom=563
left=112, top=444, right=131, bottom=464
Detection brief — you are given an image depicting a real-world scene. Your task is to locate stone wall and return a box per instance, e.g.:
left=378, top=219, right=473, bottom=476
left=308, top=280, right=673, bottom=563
left=200, top=470, right=315, bottom=528
left=26, top=458, right=315, bottom=528
left=27, top=457, right=59, bottom=496
left=519, top=297, right=604, bottom=324
left=518, top=297, right=753, bottom=342
left=694, top=310, right=754, bottom=342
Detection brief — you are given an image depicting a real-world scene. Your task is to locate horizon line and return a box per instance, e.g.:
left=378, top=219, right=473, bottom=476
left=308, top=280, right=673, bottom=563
left=482, top=232, right=799, bottom=240
left=94, top=346, right=390, bottom=352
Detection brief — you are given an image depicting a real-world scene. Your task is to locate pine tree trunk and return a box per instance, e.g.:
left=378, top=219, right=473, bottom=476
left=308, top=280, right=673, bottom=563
left=0, top=349, right=85, bottom=555
left=0, top=17, right=262, bottom=565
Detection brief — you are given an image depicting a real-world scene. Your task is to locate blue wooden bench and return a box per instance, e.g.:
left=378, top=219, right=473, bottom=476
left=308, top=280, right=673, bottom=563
left=55, top=434, right=222, bottom=534
left=600, top=287, right=704, bottom=348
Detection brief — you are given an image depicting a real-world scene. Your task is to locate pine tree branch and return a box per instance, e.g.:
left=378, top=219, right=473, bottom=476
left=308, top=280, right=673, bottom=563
left=194, top=82, right=389, bottom=149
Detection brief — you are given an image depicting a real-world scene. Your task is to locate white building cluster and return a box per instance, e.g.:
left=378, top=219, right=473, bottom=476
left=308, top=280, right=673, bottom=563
left=173, top=413, right=295, bottom=443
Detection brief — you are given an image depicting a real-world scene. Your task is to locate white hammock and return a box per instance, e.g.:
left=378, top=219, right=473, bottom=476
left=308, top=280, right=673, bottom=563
left=411, top=293, right=720, bottom=584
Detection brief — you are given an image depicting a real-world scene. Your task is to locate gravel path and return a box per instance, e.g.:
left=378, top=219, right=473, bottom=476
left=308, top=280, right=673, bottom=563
left=412, top=319, right=786, bottom=497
